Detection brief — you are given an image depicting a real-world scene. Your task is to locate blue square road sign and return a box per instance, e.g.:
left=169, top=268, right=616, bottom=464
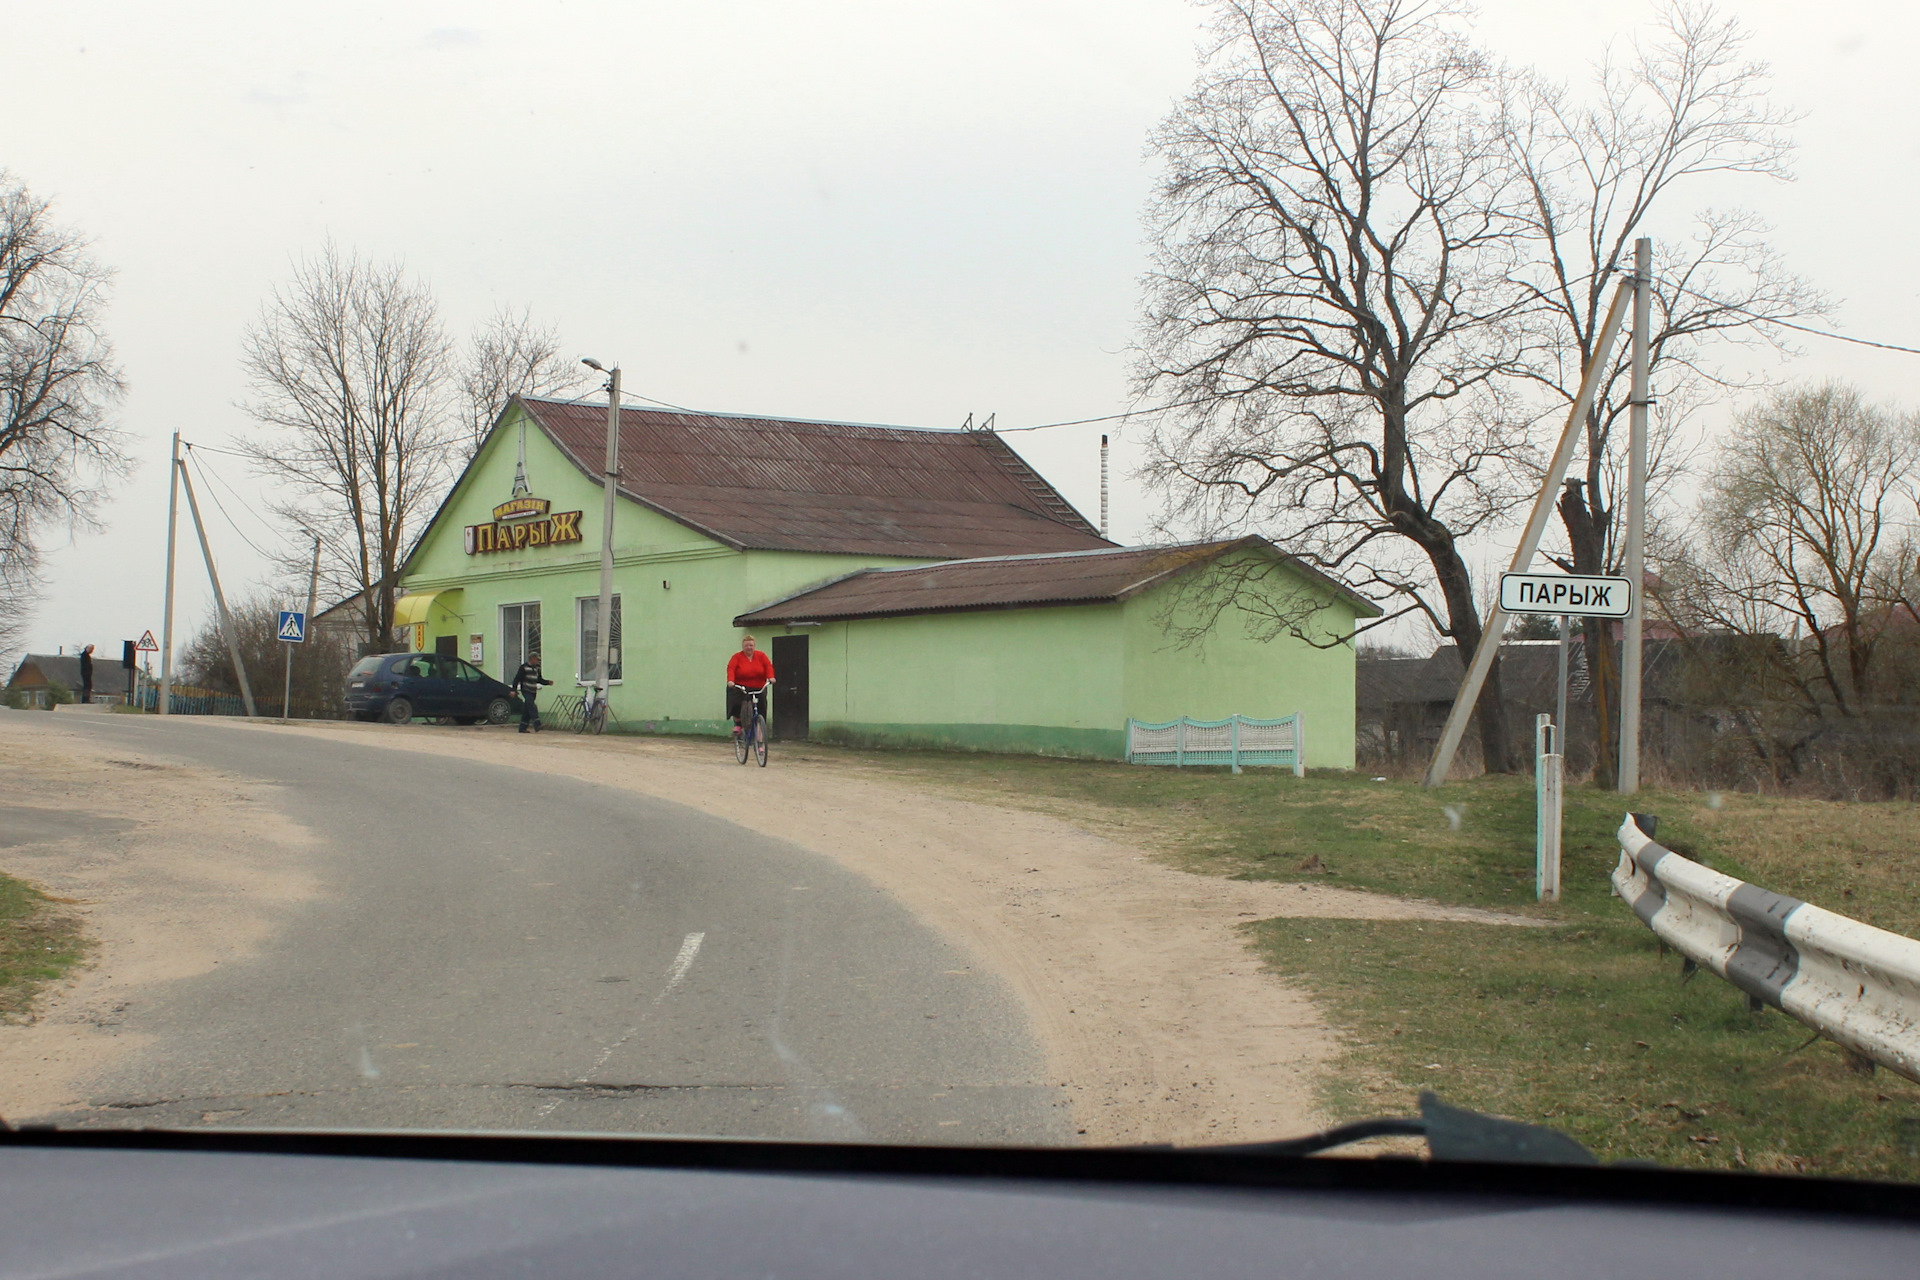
left=277, top=610, right=307, bottom=643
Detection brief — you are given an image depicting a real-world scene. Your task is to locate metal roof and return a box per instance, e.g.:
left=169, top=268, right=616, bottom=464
left=734, top=537, right=1382, bottom=626
left=519, top=398, right=1110, bottom=559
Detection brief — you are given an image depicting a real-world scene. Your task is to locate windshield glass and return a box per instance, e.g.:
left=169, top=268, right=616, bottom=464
left=5, top=0, right=1920, bottom=1192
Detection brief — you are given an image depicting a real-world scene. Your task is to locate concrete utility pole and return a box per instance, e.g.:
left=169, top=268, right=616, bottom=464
left=582, top=358, right=621, bottom=701
left=1619, top=236, right=1652, bottom=795
left=159, top=432, right=181, bottom=716
left=176, top=451, right=259, bottom=718
left=1423, top=277, right=1635, bottom=788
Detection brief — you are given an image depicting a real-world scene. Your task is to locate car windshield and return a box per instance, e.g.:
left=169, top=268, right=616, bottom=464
left=7, top=0, right=1920, bottom=1197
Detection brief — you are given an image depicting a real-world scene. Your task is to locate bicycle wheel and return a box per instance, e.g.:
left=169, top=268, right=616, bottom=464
left=734, top=720, right=749, bottom=764
left=588, top=704, right=607, bottom=735
left=753, top=717, right=768, bottom=767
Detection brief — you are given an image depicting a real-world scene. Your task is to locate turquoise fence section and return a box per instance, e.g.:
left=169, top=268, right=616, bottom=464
left=136, top=686, right=247, bottom=716
left=1125, top=713, right=1304, bottom=775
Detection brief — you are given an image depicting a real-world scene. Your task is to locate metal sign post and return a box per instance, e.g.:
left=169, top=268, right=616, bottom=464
left=277, top=609, right=307, bottom=724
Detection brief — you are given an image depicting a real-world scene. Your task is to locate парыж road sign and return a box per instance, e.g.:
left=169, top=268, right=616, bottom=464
left=276, top=610, right=307, bottom=643
left=136, top=630, right=159, bottom=652
left=1500, top=572, right=1633, bottom=618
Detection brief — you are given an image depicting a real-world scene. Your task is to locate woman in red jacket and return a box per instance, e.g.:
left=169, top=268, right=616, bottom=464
left=725, top=634, right=775, bottom=736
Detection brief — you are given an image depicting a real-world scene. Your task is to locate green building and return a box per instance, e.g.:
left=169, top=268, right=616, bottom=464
left=394, top=397, right=1373, bottom=766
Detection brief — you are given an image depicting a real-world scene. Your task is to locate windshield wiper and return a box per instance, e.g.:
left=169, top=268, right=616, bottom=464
left=1193, top=1092, right=1604, bottom=1166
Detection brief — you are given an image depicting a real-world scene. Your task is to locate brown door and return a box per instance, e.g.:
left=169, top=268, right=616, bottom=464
left=770, top=635, right=809, bottom=741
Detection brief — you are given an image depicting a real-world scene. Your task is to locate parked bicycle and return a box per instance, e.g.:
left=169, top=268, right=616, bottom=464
left=729, top=682, right=769, bottom=767
left=577, top=686, right=609, bottom=735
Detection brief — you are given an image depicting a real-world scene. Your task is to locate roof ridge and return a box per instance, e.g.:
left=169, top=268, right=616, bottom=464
left=525, top=397, right=964, bottom=436
left=861, top=539, right=1232, bottom=575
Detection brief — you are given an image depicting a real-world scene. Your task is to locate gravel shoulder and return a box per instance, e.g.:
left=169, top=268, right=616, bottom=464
left=0, top=713, right=322, bottom=1121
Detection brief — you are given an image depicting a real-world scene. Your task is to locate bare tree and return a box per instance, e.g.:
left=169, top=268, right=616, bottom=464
left=1505, top=0, right=1818, bottom=783
left=238, top=242, right=455, bottom=655
left=1138, top=0, right=1537, bottom=771
left=458, top=306, right=587, bottom=459
left=180, top=589, right=354, bottom=716
left=1669, top=383, right=1920, bottom=794
left=0, top=172, right=127, bottom=655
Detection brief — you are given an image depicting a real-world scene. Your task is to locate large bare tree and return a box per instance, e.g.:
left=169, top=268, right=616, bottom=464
left=1138, top=0, right=1537, bottom=771
left=0, top=172, right=127, bottom=655
left=457, top=306, right=587, bottom=459
left=1505, top=0, right=1817, bottom=783
left=239, top=242, right=455, bottom=655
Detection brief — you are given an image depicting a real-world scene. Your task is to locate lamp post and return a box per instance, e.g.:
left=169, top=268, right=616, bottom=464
left=580, top=358, right=620, bottom=707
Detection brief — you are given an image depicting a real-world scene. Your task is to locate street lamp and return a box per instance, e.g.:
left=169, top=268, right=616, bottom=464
left=580, top=357, right=621, bottom=709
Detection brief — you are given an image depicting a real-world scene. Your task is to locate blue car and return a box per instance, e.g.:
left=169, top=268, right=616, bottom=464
left=343, top=652, right=521, bottom=725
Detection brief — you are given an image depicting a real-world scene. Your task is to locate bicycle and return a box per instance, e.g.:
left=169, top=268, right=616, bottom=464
left=729, top=683, right=769, bottom=767
left=576, top=686, right=609, bottom=736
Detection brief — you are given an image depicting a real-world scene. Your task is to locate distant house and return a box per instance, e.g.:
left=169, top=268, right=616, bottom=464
left=5, top=652, right=122, bottom=707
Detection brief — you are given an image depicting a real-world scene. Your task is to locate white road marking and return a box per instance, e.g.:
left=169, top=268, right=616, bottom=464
left=536, top=931, right=706, bottom=1117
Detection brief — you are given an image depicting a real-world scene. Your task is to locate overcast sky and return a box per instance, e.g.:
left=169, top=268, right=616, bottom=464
left=8, top=0, right=1919, bottom=664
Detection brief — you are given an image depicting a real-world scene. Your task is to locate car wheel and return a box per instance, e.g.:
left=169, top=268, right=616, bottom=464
left=383, top=698, right=414, bottom=725
left=486, top=697, right=512, bottom=725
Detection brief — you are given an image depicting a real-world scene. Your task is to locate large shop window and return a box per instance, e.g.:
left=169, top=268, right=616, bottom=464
left=500, top=601, right=541, bottom=677
left=576, top=594, right=623, bottom=684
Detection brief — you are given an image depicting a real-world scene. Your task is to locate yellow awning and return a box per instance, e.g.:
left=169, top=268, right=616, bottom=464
left=392, top=589, right=461, bottom=628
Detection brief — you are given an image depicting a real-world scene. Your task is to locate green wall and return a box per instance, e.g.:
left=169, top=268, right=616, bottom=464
left=798, top=604, right=1127, bottom=757
left=1117, top=555, right=1360, bottom=769
left=797, top=556, right=1360, bottom=767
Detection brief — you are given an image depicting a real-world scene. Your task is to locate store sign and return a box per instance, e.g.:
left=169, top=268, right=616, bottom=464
left=463, top=501, right=583, bottom=555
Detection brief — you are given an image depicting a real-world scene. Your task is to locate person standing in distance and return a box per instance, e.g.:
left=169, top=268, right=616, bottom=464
left=725, top=634, right=775, bottom=737
left=78, top=644, right=95, bottom=704
left=511, top=651, right=552, bottom=733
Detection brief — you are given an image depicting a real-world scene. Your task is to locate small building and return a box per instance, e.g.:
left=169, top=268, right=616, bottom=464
left=733, top=538, right=1375, bottom=765
left=393, top=397, right=1372, bottom=764
left=5, top=653, right=120, bottom=707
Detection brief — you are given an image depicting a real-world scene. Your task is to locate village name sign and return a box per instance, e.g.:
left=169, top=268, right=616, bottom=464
left=1499, top=571, right=1633, bottom=618
left=463, top=495, right=584, bottom=556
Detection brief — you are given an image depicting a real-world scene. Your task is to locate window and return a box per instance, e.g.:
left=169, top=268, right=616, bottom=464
left=576, top=594, right=622, bottom=684
left=500, top=602, right=541, bottom=677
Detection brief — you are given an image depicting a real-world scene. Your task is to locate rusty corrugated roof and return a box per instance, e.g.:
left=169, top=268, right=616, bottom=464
left=520, top=398, right=1110, bottom=559
left=734, top=537, right=1382, bottom=625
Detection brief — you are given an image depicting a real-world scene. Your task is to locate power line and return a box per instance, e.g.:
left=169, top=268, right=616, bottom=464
left=1662, top=280, right=1920, bottom=356
left=182, top=445, right=282, bottom=562
left=998, top=396, right=1220, bottom=432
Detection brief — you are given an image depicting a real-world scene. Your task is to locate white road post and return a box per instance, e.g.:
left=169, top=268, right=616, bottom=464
left=159, top=432, right=180, bottom=716
left=1536, top=713, right=1563, bottom=902
left=1619, top=236, right=1652, bottom=794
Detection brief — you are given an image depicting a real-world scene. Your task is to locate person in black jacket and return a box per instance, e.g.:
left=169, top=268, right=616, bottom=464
left=79, top=644, right=95, bottom=704
left=511, top=652, right=552, bottom=733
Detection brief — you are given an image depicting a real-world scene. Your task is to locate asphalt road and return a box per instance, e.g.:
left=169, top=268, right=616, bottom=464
left=29, top=716, right=1071, bottom=1144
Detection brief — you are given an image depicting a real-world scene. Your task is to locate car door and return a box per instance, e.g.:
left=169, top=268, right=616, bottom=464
left=446, top=658, right=491, bottom=717
left=400, top=655, right=447, bottom=715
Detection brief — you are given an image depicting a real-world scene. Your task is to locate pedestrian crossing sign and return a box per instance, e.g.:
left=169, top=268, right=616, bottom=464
left=277, top=610, right=307, bottom=643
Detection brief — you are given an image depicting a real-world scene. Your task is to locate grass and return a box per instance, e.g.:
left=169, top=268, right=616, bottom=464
left=802, top=744, right=1920, bottom=1180
left=0, top=871, right=86, bottom=1021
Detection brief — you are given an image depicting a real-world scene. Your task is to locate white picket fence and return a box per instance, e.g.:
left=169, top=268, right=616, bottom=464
left=1613, top=813, right=1920, bottom=1082
left=1124, top=713, right=1304, bottom=775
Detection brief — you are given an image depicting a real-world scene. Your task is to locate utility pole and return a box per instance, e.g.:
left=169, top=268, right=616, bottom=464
left=176, top=451, right=259, bottom=718
left=1619, top=236, right=1652, bottom=795
left=1424, top=277, right=1634, bottom=787
left=159, top=432, right=181, bottom=716
left=582, top=358, right=621, bottom=703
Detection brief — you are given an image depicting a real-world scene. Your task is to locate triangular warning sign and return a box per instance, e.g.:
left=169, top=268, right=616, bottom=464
left=136, top=629, right=159, bottom=651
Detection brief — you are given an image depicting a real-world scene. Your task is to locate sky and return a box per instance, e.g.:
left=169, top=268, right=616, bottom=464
left=7, top=0, right=1919, bottom=665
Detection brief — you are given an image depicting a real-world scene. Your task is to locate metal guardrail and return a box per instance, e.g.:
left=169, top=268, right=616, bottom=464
left=1125, top=713, right=1304, bottom=776
left=1613, top=813, right=1920, bottom=1082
